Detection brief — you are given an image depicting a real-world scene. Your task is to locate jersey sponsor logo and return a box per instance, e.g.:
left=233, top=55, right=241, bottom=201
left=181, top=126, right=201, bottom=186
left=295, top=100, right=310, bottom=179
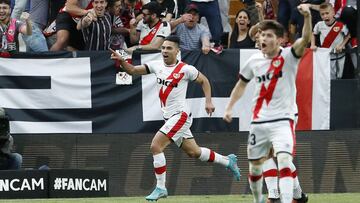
left=157, top=78, right=179, bottom=88
left=256, top=71, right=283, bottom=83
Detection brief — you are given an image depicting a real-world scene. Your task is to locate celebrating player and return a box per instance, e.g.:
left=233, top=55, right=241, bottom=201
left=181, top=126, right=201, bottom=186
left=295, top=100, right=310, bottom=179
left=110, top=35, right=240, bottom=201
left=223, top=4, right=312, bottom=203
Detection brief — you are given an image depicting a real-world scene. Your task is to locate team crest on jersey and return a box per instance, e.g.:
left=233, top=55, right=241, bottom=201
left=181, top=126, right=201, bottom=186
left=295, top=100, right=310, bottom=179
left=173, top=73, right=181, bottom=79
left=8, top=30, right=14, bottom=35
left=333, top=26, right=340, bottom=32
left=272, top=60, right=281, bottom=67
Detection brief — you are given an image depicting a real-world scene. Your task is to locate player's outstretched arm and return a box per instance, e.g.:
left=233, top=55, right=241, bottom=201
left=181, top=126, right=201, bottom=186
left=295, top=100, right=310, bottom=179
left=109, top=48, right=148, bottom=75
left=195, top=72, right=215, bottom=116
left=292, top=4, right=312, bottom=57
left=223, top=79, right=247, bottom=123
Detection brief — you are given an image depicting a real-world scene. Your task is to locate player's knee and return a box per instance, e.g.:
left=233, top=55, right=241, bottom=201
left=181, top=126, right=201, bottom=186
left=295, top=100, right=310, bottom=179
left=276, top=152, right=292, bottom=169
left=185, top=149, right=200, bottom=158
left=149, top=143, right=162, bottom=154
left=249, top=161, right=263, bottom=176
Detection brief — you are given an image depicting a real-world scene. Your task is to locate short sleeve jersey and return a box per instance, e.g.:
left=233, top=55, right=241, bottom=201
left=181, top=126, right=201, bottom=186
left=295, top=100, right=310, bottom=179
left=240, top=47, right=299, bottom=122
left=136, top=21, right=171, bottom=45
left=146, top=60, right=199, bottom=119
left=313, top=20, right=348, bottom=50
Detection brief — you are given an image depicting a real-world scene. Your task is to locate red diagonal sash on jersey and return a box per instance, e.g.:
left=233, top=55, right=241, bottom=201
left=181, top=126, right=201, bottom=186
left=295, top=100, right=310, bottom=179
left=252, top=55, right=285, bottom=119
left=159, top=62, right=186, bottom=107
left=322, top=21, right=344, bottom=48
left=140, top=21, right=162, bottom=45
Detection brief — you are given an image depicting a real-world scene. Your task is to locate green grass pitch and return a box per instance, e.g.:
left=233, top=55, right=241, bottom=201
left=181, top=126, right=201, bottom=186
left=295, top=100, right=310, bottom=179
left=1, top=193, right=360, bottom=203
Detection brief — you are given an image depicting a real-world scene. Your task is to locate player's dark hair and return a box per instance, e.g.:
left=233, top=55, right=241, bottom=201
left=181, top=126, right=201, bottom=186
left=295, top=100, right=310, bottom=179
left=164, top=35, right=180, bottom=46
left=142, top=1, right=162, bottom=17
left=0, top=0, right=10, bottom=6
left=258, top=20, right=285, bottom=38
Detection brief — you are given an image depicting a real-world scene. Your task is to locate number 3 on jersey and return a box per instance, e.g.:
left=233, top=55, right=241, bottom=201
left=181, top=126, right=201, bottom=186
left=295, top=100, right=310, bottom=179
left=248, top=133, right=256, bottom=145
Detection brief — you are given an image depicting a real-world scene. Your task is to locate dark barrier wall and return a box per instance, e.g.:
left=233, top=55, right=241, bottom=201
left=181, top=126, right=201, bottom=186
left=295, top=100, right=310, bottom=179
left=330, top=79, right=360, bottom=129
left=13, top=130, right=360, bottom=196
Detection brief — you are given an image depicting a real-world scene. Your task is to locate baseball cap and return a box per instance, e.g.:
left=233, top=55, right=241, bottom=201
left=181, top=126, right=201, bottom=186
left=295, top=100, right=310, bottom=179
left=185, top=4, right=199, bottom=13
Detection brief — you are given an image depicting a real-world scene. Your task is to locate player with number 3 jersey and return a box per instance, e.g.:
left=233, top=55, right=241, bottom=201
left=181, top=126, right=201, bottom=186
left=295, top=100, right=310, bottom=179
left=223, top=4, right=313, bottom=203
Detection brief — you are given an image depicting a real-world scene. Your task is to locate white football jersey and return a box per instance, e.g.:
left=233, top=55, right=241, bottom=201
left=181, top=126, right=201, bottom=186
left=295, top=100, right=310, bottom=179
left=136, top=21, right=171, bottom=45
left=313, top=20, right=348, bottom=50
left=240, top=47, right=299, bottom=122
left=146, top=60, right=199, bottom=119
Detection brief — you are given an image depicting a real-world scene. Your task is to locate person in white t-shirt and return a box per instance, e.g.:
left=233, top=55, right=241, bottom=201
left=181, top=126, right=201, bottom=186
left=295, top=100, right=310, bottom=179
left=223, top=4, right=312, bottom=203
left=110, top=35, right=240, bottom=202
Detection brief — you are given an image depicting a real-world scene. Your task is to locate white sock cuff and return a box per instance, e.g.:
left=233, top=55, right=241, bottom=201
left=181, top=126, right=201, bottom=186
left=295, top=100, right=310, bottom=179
left=153, top=153, right=166, bottom=168
left=199, top=147, right=210, bottom=162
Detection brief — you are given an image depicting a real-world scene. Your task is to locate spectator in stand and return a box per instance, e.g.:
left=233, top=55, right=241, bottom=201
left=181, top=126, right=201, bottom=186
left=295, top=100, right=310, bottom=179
left=228, top=2, right=262, bottom=49
left=228, top=9, right=255, bottom=49
left=10, top=0, right=49, bottom=52
left=120, top=0, right=146, bottom=46
left=50, top=0, right=94, bottom=51
left=108, top=0, right=128, bottom=50
left=170, top=3, right=211, bottom=54
left=189, top=0, right=223, bottom=53
left=126, top=1, right=171, bottom=54
left=263, top=0, right=278, bottom=20
left=338, top=0, right=357, bottom=71
left=0, top=108, right=22, bottom=170
left=120, top=0, right=147, bottom=29
left=311, top=2, right=351, bottom=79
left=337, top=0, right=357, bottom=48
left=77, top=0, right=111, bottom=50
left=151, top=0, right=175, bottom=22
left=0, top=0, right=32, bottom=53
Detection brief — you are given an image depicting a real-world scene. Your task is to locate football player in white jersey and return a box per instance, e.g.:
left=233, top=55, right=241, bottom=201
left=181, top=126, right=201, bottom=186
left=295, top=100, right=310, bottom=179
left=251, top=22, right=308, bottom=203
left=110, top=35, right=240, bottom=201
left=223, top=4, right=312, bottom=203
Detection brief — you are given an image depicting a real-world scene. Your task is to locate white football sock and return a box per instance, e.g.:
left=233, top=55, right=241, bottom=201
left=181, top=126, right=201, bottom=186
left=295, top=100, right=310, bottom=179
left=198, top=147, right=229, bottom=167
left=263, top=158, right=279, bottom=199
left=153, top=153, right=166, bottom=190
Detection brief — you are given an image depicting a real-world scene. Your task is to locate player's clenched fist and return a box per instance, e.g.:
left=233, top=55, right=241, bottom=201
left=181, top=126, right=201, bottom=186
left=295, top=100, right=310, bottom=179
left=297, top=4, right=311, bottom=16
left=223, top=109, right=232, bottom=123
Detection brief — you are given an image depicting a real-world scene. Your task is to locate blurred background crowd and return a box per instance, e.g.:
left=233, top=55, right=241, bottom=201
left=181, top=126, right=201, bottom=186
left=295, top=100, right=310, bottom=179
left=0, top=0, right=358, bottom=78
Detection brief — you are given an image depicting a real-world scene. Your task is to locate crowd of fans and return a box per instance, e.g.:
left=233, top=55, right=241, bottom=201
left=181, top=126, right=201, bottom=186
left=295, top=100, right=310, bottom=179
left=0, top=0, right=358, bottom=78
